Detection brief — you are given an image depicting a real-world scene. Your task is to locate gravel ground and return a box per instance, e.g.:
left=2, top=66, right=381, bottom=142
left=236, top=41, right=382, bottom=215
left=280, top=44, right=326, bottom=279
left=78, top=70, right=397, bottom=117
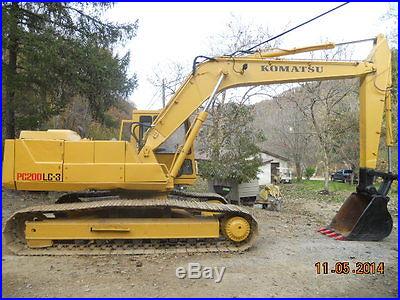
left=2, top=185, right=398, bottom=298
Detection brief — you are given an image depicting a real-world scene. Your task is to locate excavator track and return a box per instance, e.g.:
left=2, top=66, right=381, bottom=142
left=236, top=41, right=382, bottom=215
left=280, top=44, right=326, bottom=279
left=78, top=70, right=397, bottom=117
left=170, top=189, right=228, bottom=203
left=4, top=198, right=258, bottom=256
left=55, top=189, right=227, bottom=204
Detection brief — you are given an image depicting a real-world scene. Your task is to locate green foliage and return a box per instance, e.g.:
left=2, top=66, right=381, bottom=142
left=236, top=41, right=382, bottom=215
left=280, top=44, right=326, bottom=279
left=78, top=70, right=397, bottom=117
left=283, top=180, right=356, bottom=203
left=287, top=180, right=397, bottom=203
left=293, top=180, right=355, bottom=193
left=86, top=122, right=118, bottom=140
left=2, top=2, right=138, bottom=137
left=304, top=166, right=316, bottom=180
left=198, top=102, right=265, bottom=184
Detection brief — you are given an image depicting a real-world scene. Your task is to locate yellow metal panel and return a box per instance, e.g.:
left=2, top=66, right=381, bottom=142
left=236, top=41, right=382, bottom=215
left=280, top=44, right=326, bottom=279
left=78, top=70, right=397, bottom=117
left=63, top=164, right=124, bottom=182
left=157, top=153, right=196, bottom=185
left=248, top=42, right=335, bottom=58
left=94, top=141, right=125, bottom=163
left=26, top=239, right=53, bottom=248
left=15, top=181, right=168, bottom=192
left=125, top=142, right=139, bottom=163
left=359, top=35, right=391, bottom=168
left=2, top=140, right=16, bottom=189
left=64, top=141, right=94, bottom=163
left=16, top=139, right=63, bottom=163
left=125, top=163, right=168, bottom=183
left=14, top=140, right=63, bottom=185
left=20, top=129, right=81, bottom=141
left=25, top=217, right=219, bottom=241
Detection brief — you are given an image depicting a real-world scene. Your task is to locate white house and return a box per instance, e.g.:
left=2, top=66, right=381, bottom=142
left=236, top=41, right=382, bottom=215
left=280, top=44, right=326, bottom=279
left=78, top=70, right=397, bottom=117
left=258, top=150, right=291, bottom=185
left=204, top=149, right=292, bottom=204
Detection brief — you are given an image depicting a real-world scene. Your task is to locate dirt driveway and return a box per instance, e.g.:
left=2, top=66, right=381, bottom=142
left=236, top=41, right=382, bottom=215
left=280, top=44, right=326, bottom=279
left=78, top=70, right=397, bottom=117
left=2, top=186, right=398, bottom=297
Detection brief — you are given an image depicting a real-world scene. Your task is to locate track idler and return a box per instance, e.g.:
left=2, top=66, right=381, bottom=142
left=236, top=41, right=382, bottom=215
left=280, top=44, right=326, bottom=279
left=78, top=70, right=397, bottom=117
left=319, top=169, right=397, bottom=241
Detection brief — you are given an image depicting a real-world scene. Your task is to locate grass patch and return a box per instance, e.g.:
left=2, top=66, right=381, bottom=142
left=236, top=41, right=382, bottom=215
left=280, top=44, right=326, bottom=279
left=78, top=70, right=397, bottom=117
left=281, top=180, right=354, bottom=203
left=297, top=180, right=355, bottom=193
left=284, top=180, right=398, bottom=204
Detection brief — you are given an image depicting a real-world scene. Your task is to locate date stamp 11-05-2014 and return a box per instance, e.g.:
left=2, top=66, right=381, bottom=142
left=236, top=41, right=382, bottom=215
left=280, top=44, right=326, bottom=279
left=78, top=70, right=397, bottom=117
left=315, top=261, right=385, bottom=275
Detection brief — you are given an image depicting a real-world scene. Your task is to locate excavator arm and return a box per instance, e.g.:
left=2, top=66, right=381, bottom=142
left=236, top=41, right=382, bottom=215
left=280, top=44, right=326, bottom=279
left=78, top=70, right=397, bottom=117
left=141, top=35, right=393, bottom=180
left=140, top=34, right=396, bottom=241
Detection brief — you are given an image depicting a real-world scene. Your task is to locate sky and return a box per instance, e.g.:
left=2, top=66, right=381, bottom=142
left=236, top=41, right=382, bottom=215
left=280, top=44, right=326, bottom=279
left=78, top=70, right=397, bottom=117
left=106, top=2, right=395, bottom=109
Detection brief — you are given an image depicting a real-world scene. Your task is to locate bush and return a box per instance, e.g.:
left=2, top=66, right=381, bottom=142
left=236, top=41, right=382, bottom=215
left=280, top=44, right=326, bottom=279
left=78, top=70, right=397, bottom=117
left=304, top=167, right=316, bottom=180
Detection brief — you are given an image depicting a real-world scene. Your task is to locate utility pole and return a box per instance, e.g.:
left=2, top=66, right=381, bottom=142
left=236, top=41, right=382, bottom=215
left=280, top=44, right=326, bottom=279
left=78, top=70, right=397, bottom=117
left=162, top=78, right=166, bottom=108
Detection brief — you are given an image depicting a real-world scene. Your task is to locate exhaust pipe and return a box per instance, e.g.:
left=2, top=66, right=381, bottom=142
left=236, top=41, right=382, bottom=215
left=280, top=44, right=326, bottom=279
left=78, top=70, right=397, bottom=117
left=320, top=168, right=397, bottom=241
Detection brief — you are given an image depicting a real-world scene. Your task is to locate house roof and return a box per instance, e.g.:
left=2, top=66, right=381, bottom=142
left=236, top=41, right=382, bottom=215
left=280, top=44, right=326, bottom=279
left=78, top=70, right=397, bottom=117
left=261, top=149, right=290, bottom=162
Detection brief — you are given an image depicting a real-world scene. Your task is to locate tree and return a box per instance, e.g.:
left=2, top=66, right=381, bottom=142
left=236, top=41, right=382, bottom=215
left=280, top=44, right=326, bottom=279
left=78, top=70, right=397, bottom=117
left=48, top=95, right=135, bottom=140
left=2, top=2, right=138, bottom=138
left=206, top=14, right=279, bottom=105
left=304, top=167, right=316, bottom=180
left=198, top=101, right=264, bottom=183
left=382, top=3, right=398, bottom=47
left=148, top=62, right=187, bottom=102
left=286, top=79, right=358, bottom=192
left=253, top=91, right=315, bottom=181
left=195, top=16, right=278, bottom=184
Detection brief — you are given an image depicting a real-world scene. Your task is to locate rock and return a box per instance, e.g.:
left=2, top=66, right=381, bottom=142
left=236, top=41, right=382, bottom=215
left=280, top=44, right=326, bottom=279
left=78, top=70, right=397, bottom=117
left=85, top=288, right=91, bottom=292
left=136, top=261, right=143, bottom=267
left=26, top=284, right=32, bottom=289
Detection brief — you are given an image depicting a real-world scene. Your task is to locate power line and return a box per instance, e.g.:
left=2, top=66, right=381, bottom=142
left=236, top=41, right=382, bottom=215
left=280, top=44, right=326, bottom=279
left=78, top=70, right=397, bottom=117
left=229, top=2, right=350, bottom=56
left=145, top=86, right=162, bottom=110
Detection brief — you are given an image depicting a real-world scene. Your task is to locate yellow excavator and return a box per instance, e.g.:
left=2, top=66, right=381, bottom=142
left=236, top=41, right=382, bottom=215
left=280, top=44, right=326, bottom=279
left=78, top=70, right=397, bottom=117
left=2, top=34, right=397, bottom=255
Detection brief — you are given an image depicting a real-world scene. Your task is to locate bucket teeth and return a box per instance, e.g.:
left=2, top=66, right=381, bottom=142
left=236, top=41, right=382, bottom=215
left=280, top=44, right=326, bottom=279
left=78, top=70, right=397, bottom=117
left=317, top=227, right=346, bottom=241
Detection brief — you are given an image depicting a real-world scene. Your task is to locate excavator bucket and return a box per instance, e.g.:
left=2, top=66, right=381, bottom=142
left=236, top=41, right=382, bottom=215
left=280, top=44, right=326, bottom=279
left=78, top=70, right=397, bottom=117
left=319, top=170, right=397, bottom=241
left=319, top=192, right=392, bottom=241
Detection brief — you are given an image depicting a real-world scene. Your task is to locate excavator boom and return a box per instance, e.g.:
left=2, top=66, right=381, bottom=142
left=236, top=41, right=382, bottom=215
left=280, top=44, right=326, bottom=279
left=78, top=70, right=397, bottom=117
left=139, top=35, right=397, bottom=241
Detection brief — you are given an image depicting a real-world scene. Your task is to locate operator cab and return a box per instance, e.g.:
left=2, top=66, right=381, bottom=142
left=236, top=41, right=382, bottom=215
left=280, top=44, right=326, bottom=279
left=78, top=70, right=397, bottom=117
left=119, top=110, right=197, bottom=185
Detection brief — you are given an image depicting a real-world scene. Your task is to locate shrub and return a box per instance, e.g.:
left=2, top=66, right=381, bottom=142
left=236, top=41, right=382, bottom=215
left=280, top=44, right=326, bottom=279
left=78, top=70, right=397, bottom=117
left=304, top=167, right=316, bottom=180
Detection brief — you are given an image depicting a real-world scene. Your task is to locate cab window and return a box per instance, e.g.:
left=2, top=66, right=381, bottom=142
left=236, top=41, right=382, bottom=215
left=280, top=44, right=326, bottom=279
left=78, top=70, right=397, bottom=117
left=156, top=123, right=187, bottom=154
